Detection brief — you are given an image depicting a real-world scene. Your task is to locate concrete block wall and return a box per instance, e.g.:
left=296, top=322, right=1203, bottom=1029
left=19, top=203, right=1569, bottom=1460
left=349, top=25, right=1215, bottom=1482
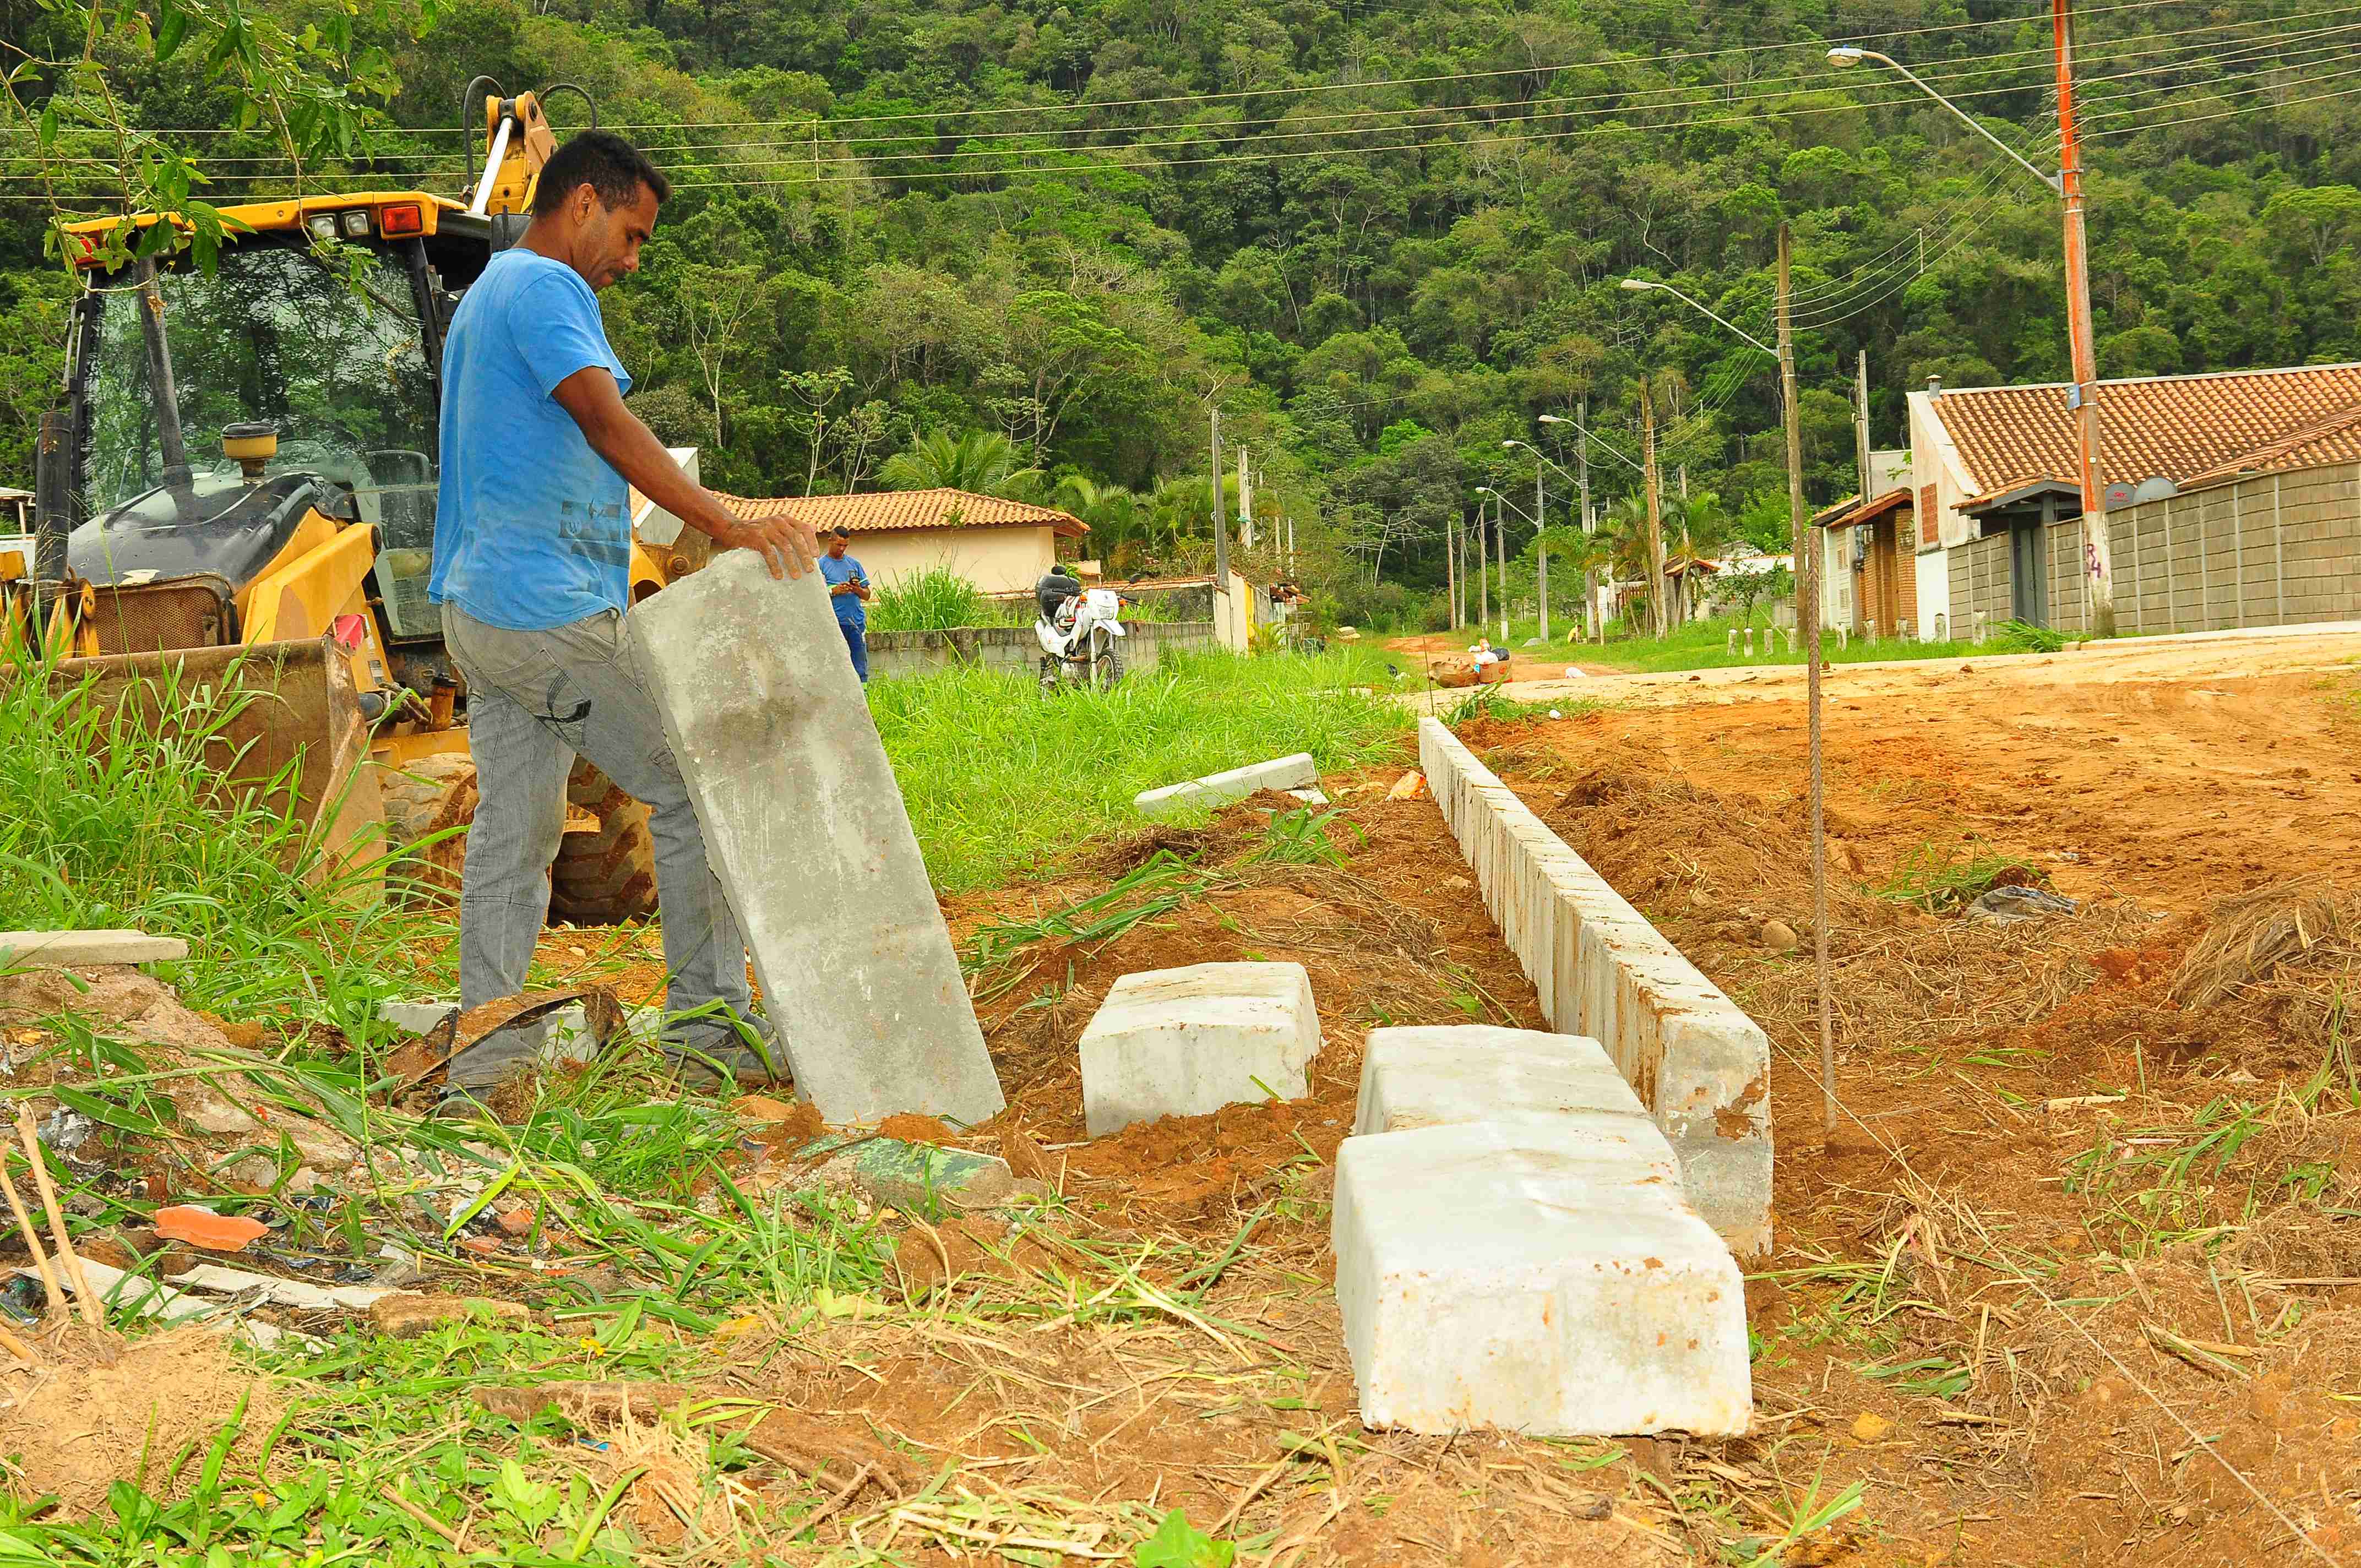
left=863, top=619, right=1213, bottom=680
left=1417, top=718, right=1773, bottom=1257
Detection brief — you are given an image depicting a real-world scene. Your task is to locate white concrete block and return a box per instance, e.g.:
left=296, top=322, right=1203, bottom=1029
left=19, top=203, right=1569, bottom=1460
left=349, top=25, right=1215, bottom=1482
left=1353, top=1026, right=1649, bottom=1134
left=1133, top=753, right=1318, bottom=819
left=1332, top=1119, right=1750, bottom=1437
left=1080, top=961, right=1320, bottom=1136
left=0, top=929, right=188, bottom=967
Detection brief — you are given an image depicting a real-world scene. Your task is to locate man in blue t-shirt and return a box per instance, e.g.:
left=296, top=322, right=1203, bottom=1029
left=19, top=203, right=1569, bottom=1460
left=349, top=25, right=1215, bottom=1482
left=817, top=527, right=873, bottom=682
left=431, top=131, right=817, bottom=1091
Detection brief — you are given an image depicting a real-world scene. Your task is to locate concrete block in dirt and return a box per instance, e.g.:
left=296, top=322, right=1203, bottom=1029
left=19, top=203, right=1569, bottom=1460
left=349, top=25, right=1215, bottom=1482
left=1079, top=961, right=1321, bottom=1136
left=1133, top=753, right=1318, bottom=819
left=1331, top=1118, right=1750, bottom=1438
left=629, top=551, right=1004, bottom=1126
left=0, top=929, right=188, bottom=967
left=790, top=1135, right=1045, bottom=1219
left=1353, top=1025, right=1647, bottom=1135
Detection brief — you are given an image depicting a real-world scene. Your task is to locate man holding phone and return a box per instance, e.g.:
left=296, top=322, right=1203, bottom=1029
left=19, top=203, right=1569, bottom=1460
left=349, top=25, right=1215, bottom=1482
left=818, top=526, right=873, bottom=682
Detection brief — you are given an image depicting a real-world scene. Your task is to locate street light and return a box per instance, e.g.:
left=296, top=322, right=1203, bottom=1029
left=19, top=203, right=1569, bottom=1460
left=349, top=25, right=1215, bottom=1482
left=1825, top=47, right=2063, bottom=193
left=1502, top=439, right=1552, bottom=642
left=1538, top=413, right=1645, bottom=477
left=1825, top=29, right=2114, bottom=636
left=1619, top=277, right=1777, bottom=357
left=1475, top=486, right=1531, bottom=642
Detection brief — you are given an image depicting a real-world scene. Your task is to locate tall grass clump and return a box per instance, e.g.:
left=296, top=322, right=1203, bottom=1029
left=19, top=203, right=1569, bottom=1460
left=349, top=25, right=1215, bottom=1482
left=0, top=652, right=433, bottom=1029
left=868, top=645, right=1412, bottom=890
left=868, top=567, right=1009, bottom=631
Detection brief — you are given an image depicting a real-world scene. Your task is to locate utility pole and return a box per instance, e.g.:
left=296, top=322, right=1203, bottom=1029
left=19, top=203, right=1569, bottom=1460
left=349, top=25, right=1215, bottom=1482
left=1476, top=500, right=1489, bottom=633
left=1640, top=381, right=1667, bottom=640
left=1238, top=445, right=1254, bottom=549
left=1446, top=513, right=1460, bottom=629
left=2055, top=0, right=2114, bottom=638
left=1533, top=454, right=1549, bottom=643
left=1779, top=223, right=1837, bottom=1142
left=1496, top=498, right=1508, bottom=644
left=1853, top=350, right=1874, bottom=500
left=1210, top=407, right=1228, bottom=590
left=1576, top=394, right=1596, bottom=643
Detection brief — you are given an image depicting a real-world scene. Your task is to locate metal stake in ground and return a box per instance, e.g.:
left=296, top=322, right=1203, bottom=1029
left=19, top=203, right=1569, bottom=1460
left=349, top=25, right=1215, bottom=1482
left=1777, top=223, right=1837, bottom=1139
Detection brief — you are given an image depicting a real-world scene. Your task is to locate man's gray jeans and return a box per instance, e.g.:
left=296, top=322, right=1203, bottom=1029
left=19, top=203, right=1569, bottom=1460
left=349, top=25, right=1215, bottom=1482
left=442, top=601, right=759, bottom=1060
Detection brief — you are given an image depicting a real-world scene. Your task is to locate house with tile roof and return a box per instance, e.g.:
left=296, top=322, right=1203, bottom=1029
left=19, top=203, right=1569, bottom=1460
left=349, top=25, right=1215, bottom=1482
left=1907, top=363, right=2361, bottom=637
left=714, top=488, right=1089, bottom=597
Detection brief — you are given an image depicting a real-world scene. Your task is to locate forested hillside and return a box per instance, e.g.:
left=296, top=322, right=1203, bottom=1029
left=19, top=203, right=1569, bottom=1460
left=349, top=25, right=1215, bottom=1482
left=6, top=0, right=2358, bottom=622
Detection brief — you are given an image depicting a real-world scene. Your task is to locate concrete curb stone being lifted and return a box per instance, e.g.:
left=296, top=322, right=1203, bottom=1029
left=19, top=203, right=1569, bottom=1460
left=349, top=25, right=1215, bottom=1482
left=1133, top=752, right=1318, bottom=819
left=629, top=551, right=1006, bottom=1126
left=1417, top=717, right=1774, bottom=1259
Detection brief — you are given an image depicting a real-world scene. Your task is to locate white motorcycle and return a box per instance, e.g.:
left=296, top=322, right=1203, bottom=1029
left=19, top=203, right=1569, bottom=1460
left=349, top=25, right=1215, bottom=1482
left=1036, top=585, right=1134, bottom=692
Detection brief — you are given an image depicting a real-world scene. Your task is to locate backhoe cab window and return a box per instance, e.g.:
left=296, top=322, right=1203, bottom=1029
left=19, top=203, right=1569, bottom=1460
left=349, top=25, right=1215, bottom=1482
left=81, top=242, right=444, bottom=637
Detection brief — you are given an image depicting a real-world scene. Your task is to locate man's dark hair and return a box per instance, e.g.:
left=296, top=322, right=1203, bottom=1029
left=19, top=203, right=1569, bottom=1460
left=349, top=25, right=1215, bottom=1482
left=532, top=131, right=672, bottom=219
left=830, top=526, right=851, bottom=539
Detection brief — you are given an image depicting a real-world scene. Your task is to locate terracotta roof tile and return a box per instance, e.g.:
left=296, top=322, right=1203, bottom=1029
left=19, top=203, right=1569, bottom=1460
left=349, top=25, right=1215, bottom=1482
left=1928, top=363, right=2361, bottom=493
left=715, top=488, right=1089, bottom=538
left=2182, top=399, right=2361, bottom=486
left=1813, top=487, right=1913, bottom=529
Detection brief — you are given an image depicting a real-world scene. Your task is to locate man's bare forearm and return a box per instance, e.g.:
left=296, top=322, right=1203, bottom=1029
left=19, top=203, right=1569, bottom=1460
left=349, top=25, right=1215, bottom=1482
left=552, top=367, right=741, bottom=541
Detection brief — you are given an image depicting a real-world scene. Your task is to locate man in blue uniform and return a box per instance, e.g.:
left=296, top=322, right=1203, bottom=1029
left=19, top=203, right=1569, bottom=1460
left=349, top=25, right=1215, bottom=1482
left=818, top=527, right=872, bottom=682
left=431, top=130, right=818, bottom=1086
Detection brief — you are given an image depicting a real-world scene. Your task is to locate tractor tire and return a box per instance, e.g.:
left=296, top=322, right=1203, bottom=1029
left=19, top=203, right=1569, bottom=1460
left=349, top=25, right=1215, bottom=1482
left=379, top=754, right=477, bottom=903
left=548, top=759, right=659, bottom=925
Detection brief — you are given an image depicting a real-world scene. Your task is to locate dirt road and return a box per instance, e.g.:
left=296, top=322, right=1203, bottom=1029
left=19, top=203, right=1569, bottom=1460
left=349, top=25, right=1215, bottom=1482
left=1403, top=620, right=2361, bottom=720
left=1443, top=624, right=2361, bottom=1565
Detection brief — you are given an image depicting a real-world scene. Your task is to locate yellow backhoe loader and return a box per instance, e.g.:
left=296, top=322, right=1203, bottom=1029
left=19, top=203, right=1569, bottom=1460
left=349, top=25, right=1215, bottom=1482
left=8, top=86, right=692, bottom=919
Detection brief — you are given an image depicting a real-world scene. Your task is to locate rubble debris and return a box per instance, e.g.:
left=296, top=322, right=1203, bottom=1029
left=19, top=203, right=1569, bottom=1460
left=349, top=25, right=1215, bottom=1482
left=1386, top=771, right=1428, bottom=801
left=0, top=928, right=189, bottom=967
left=1759, top=918, right=1800, bottom=952
left=1964, top=885, right=2080, bottom=925
left=382, top=987, right=622, bottom=1091
left=19, top=1259, right=310, bottom=1348
left=366, top=1292, right=532, bottom=1339
left=167, top=1263, right=391, bottom=1312
left=153, top=1205, right=272, bottom=1253
left=1133, top=753, right=1318, bottom=820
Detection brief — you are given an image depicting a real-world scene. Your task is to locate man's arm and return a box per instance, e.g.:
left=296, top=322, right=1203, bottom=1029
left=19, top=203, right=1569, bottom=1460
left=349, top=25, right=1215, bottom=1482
left=551, top=366, right=817, bottom=581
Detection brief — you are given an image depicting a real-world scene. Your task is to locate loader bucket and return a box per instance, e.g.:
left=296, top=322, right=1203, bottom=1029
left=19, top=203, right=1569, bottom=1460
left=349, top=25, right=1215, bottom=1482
left=50, top=636, right=388, bottom=899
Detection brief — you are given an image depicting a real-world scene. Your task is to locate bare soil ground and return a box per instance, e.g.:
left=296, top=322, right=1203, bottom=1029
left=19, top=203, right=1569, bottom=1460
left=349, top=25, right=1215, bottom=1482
left=10, top=631, right=2360, bottom=1565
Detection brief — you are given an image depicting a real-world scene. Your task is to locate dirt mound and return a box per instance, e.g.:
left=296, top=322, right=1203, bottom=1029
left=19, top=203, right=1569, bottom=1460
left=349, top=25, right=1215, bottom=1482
left=1, top=1327, right=287, bottom=1515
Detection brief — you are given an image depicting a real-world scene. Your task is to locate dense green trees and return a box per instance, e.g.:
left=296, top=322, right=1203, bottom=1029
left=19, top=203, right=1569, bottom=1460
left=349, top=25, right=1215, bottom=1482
left=4, top=0, right=2357, bottom=625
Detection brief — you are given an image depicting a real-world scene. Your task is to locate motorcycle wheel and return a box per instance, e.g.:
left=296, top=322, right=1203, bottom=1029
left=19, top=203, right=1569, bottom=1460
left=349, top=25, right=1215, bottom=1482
left=1091, top=638, right=1123, bottom=690
left=1038, top=655, right=1059, bottom=694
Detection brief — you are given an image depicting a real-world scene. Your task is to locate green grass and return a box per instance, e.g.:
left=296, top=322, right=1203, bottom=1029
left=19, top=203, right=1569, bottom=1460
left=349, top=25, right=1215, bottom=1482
left=1871, top=841, right=2047, bottom=913
left=0, top=648, right=440, bottom=1032
left=867, top=565, right=1016, bottom=631
left=870, top=646, right=1413, bottom=891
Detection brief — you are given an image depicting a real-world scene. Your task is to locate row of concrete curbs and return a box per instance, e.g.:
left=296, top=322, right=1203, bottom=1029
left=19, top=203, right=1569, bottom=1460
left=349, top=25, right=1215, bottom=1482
left=1066, top=954, right=1751, bottom=1439
left=1418, top=717, right=1774, bottom=1260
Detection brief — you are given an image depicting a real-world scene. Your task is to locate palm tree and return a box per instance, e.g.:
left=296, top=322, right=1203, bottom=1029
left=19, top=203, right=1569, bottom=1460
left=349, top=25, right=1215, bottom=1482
left=878, top=429, right=1045, bottom=497
left=1054, top=475, right=1149, bottom=568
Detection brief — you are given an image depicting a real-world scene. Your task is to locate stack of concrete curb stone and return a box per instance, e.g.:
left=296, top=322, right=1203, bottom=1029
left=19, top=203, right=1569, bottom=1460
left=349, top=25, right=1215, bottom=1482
left=1417, top=717, right=1773, bottom=1260
left=1332, top=1025, right=1751, bottom=1437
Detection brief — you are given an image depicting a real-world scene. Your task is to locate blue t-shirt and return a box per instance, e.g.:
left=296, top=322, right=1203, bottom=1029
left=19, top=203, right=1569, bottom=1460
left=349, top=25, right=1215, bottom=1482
left=819, top=552, right=867, bottom=629
left=429, top=250, right=634, bottom=630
